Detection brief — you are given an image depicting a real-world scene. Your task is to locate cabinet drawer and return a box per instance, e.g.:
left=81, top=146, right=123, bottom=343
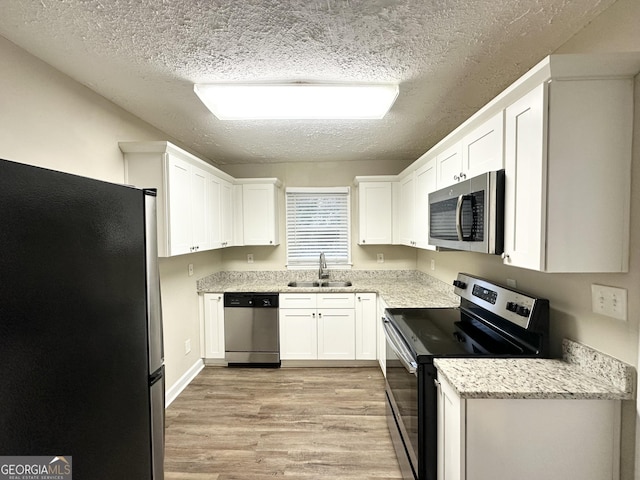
left=317, top=293, right=355, bottom=309
left=279, top=293, right=317, bottom=309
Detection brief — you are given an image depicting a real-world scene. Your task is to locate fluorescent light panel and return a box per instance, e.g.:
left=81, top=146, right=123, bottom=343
left=193, top=83, right=399, bottom=120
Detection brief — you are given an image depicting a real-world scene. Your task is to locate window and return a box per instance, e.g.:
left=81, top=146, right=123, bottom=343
left=286, top=187, right=351, bottom=268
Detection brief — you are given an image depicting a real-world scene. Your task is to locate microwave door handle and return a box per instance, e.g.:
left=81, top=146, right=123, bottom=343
left=456, top=194, right=465, bottom=241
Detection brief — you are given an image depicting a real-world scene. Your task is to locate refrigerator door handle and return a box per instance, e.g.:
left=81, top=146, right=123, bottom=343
left=144, top=190, right=164, bottom=374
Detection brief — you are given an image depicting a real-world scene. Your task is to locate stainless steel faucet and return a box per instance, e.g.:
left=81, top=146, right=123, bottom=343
left=319, top=252, right=329, bottom=279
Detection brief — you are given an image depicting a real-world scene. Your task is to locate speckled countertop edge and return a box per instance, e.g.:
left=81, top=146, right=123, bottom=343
left=196, top=269, right=460, bottom=309
left=435, top=339, right=635, bottom=401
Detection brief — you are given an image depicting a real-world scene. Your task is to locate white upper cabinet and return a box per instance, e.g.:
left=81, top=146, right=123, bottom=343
left=503, top=76, right=634, bottom=272
left=209, top=174, right=234, bottom=249
left=397, top=173, right=416, bottom=246
left=356, top=180, right=393, bottom=245
left=414, top=158, right=437, bottom=250
left=240, top=181, right=280, bottom=246
left=121, top=141, right=281, bottom=256
left=462, top=111, right=504, bottom=179
left=436, top=111, right=504, bottom=189
left=435, top=142, right=464, bottom=188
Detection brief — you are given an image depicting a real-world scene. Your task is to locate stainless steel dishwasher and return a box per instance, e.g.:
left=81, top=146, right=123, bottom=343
left=224, top=292, right=280, bottom=367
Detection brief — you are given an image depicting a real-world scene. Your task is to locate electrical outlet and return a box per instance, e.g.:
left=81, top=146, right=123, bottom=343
left=506, top=278, right=517, bottom=288
left=184, top=339, right=191, bottom=355
left=188, top=263, right=194, bottom=277
left=377, top=253, right=384, bottom=263
left=247, top=254, right=254, bottom=264
left=591, top=284, right=627, bottom=321
left=430, top=259, right=435, bottom=271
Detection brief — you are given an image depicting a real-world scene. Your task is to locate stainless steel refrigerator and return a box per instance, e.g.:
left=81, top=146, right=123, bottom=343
left=0, top=158, right=164, bottom=479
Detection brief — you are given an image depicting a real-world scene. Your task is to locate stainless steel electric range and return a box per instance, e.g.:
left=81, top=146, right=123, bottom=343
left=383, top=273, right=550, bottom=480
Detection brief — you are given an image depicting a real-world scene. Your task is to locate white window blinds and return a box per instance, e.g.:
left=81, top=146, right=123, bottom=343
left=286, top=187, right=351, bottom=267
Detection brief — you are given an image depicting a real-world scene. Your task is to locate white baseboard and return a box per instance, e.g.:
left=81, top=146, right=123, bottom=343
left=165, top=358, right=204, bottom=408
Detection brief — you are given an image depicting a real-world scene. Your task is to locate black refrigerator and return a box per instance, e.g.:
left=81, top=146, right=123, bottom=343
left=0, top=158, right=164, bottom=479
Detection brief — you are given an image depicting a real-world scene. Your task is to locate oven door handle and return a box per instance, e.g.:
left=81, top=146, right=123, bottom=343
left=383, top=319, right=418, bottom=375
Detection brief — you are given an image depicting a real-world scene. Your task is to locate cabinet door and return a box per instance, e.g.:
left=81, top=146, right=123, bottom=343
left=503, top=84, right=547, bottom=270
left=462, top=111, right=504, bottom=179
left=317, top=309, right=356, bottom=360
left=414, top=159, right=437, bottom=250
left=398, top=174, right=415, bottom=246
left=355, top=293, right=377, bottom=360
left=208, top=174, right=223, bottom=249
left=279, top=309, right=317, bottom=360
left=437, top=377, right=465, bottom=480
left=190, top=164, right=210, bottom=252
left=436, top=142, right=463, bottom=188
left=242, top=183, right=279, bottom=246
left=166, top=154, right=192, bottom=256
left=220, top=179, right=234, bottom=247
left=203, top=293, right=225, bottom=359
left=358, top=182, right=392, bottom=245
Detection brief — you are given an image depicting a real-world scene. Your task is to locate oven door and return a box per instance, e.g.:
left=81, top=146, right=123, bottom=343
left=383, top=317, right=419, bottom=480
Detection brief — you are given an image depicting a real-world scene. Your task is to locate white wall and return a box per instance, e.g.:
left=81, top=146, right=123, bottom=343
left=0, top=35, right=222, bottom=391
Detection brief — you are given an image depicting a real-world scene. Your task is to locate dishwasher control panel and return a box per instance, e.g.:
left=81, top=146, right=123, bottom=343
left=224, top=293, right=279, bottom=308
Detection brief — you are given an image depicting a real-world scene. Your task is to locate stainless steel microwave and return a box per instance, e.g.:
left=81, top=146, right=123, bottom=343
left=428, top=169, right=505, bottom=254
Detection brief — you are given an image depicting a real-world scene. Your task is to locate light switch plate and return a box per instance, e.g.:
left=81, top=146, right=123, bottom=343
left=591, top=284, right=627, bottom=321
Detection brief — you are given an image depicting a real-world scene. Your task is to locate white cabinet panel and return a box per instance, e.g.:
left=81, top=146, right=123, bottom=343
left=397, top=174, right=416, bottom=246
left=414, top=159, right=437, bottom=250
left=355, top=293, right=377, bottom=360
left=462, top=111, right=504, bottom=179
left=203, top=293, right=225, bottom=359
left=317, top=309, right=356, bottom=360
left=436, top=375, right=621, bottom=480
left=279, top=309, right=317, bottom=360
left=357, top=181, right=392, bottom=245
left=242, top=183, right=279, bottom=246
left=435, top=142, right=463, bottom=188
left=503, top=78, right=632, bottom=272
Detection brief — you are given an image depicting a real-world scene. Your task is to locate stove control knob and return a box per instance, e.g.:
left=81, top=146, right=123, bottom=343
left=506, top=302, right=517, bottom=312
left=453, top=280, right=467, bottom=289
left=516, top=305, right=531, bottom=317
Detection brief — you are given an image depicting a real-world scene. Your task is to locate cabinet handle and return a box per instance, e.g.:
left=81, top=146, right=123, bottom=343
left=501, top=252, right=511, bottom=262
left=318, top=312, right=322, bottom=318
left=362, top=239, right=366, bottom=243
left=460, top=172, right=466, bottom=180
left=312, top=313, right=315, bottom=318
left=358, top=296, right=361, bottom=301
left=454, top=174, right=459, bottom=181
left=434, top=378, right=441, bottom=389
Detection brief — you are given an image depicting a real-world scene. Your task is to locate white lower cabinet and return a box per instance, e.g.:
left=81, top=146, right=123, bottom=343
left=203, top=293, right=225, bottom=359
left=279, top=308, right=318, bottom=360
left=437, top=375, right=621, bottom=480
left=279, top=293, right=358, bottom=360
left=355, top=293, right=377, bottom=360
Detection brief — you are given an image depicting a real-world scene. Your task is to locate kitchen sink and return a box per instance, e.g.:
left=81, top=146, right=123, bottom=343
left=287, top=281, right=321, bottom=287
left=287, top=280, right=352, bottom=288
left=320, top=281, right=352, bottom=287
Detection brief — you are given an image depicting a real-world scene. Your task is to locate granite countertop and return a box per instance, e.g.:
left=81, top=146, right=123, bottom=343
left=196, top=270, right=460, bottom=309
left=434, top=339, right=636, bottom=401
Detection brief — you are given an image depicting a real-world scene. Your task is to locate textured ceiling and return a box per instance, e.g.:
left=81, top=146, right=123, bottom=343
left=0, top=0, right=617, bottom=166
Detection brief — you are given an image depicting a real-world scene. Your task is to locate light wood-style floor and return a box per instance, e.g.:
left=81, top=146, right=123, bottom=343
left=164, top=366, right=403, bottom=480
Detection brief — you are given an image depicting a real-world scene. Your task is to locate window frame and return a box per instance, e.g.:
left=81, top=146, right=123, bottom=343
left=285, top=186, right=352, bottom=270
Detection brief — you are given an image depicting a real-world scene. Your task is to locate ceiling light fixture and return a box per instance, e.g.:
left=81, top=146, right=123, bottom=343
left=193, top=83, right=399, bottom=120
